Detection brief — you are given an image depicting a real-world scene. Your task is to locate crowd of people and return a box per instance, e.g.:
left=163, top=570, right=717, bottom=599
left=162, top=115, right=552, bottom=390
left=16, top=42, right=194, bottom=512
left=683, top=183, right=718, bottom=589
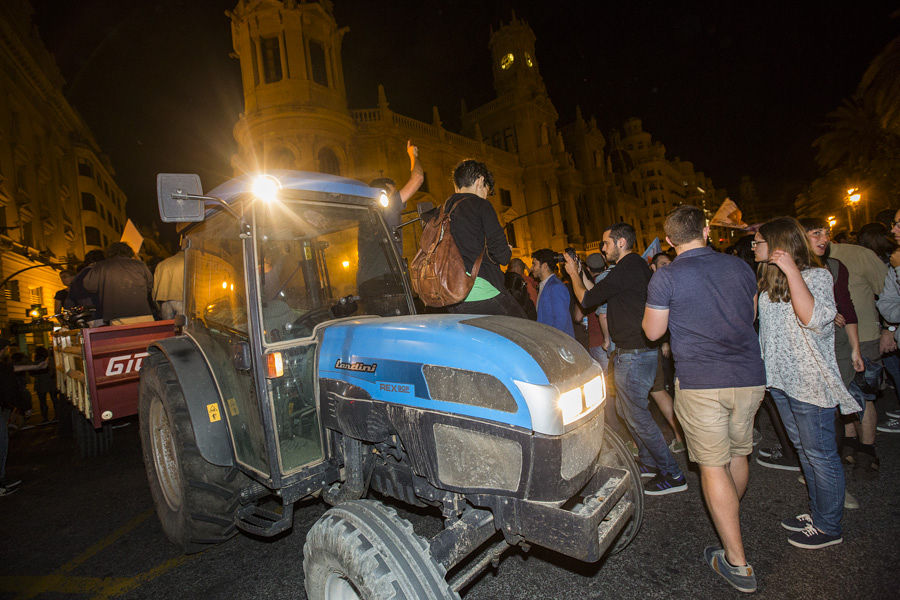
left=3, top=153, right=898, bottom=593
left=0, top=240, right=184, bottom=498
left=438, top=159, right=898, bottom=594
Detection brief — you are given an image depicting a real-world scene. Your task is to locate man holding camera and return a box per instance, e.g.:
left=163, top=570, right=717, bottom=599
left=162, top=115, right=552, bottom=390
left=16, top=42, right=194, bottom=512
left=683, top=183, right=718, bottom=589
left=566, top=223, right=686, bottom=496
left=531, top=249, right=575, bottom=337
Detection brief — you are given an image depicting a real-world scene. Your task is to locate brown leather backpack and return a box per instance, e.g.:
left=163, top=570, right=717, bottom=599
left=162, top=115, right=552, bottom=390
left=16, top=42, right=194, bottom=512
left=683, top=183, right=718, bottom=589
left=409, top=198, right=484, bottom=307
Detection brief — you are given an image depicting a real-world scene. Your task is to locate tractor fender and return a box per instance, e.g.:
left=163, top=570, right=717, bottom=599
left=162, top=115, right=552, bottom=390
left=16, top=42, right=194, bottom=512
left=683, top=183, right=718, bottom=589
left=146, top=336, right=235, bottom=467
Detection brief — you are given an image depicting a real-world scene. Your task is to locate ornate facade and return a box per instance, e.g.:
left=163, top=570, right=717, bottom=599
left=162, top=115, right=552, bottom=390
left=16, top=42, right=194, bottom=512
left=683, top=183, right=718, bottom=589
left=0, top=1, right=127, bottom=341
left=227, top=0, right=721, bottom=259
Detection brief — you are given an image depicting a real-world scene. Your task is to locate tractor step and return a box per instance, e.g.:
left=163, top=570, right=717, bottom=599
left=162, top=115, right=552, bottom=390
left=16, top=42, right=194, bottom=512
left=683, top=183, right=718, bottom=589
left=235, top=501, right=294, bottom=537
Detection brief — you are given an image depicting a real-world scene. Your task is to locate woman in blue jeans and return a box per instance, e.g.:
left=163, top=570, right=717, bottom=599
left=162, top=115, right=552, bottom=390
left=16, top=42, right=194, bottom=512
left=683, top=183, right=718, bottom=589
left=754, top=218, right=861, bottom=549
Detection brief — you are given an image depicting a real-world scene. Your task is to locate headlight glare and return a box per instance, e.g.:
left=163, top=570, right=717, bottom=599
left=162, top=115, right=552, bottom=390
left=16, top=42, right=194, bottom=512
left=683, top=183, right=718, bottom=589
left=558, top=387, right=583, bottom=425
left=583, top=373, right=606, bottom=409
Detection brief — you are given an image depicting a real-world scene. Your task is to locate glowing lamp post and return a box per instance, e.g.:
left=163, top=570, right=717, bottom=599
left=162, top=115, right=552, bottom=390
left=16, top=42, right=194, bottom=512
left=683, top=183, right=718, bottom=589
left=827, top=215, right=837, bottom=230
left=845, top=188, right=862, bottom=231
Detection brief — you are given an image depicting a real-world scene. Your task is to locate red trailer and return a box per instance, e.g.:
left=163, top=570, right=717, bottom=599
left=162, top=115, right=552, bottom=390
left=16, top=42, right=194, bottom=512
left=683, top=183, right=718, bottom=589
left=53, top=320, right=175, bottom=456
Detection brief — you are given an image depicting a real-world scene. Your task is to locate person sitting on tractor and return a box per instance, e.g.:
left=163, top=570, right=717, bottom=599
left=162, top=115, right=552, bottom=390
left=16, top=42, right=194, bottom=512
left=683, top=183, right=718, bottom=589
left=83, top=242, right=155, bottom=324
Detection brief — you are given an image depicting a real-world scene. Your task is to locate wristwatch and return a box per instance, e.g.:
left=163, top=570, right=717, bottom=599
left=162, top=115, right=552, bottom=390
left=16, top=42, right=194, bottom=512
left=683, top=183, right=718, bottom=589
left=888, top=326, right=897, bottom=332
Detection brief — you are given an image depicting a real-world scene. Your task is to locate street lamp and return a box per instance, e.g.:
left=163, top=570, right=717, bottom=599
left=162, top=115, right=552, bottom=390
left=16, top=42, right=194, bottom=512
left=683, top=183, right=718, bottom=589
left=845, top=188, right=863, bottom=231
left=827, top=215, right=837, bottom=229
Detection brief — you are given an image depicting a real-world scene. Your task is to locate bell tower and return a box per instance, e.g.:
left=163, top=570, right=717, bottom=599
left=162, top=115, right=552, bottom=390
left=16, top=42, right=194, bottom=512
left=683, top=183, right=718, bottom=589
left=229, top=0, right=355, bottom=176
left=488, top=12, right=547, bottom=99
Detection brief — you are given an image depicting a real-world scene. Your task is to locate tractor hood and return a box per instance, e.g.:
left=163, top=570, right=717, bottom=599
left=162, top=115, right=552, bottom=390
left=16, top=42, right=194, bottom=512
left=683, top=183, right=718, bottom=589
left=317, top=314, right=601, bottom=434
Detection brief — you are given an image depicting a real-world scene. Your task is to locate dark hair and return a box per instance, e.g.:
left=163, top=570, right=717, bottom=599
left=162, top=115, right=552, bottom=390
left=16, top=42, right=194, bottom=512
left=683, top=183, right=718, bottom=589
left=106, top=241, right=135, bottom=259
left=664, top=205, right=705, bottom=246
left=797, top=217, right=828, bottom=232
left=875, top=208, right=894, bottom=229
left=651, top=252, right=671, bottom=268
left=60, top=269, right=76, bottom=278
left=84, top=250, right=105, bottom=264
left=369, top=177, right=396, bottom=191
left=604, top=222, right=636, bottom=250
left=733, top=235, right=756, bottom=269
left=33, top=346, right=49, bottom=360
left=453, top=159, right=494, bottom=194
left=531, top=248, right=558, bottom=270
left=857, top=222, right=896, bottom=261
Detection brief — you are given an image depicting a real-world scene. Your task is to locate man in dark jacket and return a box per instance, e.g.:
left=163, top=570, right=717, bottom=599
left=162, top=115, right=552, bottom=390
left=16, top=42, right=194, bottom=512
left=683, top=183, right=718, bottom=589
left=444, top=160, right=525, bottom=317
left=83, top=242, right=154, bottom=323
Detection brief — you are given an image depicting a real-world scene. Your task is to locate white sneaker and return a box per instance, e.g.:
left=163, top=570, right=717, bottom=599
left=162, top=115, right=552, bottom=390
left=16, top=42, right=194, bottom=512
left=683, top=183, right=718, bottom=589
left=876, top=418, right=900, bottom=433
left=844, top=490, right=859, bottom=510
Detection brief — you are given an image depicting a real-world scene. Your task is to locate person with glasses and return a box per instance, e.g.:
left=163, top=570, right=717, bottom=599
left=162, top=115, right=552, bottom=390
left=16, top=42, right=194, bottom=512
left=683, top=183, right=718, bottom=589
left=754, top=217, right=860, bottom=550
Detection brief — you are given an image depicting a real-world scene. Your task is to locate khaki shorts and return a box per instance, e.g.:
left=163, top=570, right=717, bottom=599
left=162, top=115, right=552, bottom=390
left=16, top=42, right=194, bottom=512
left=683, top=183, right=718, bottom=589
left=674, top=380, right=765, bottom=466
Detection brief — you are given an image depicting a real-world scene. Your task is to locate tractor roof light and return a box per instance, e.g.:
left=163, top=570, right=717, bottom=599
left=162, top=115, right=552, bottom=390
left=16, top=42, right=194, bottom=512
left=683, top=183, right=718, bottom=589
left=378, top=191, right=390, bottom=208
left=251, top=174, right=282, bottom=204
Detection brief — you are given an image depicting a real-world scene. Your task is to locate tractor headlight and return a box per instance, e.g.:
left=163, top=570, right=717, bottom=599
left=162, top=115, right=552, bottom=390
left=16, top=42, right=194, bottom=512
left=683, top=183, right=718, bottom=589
left=378, top=191, right=390, bottom=207
left=251, top=174, right=281, bottom=203
left=557, top=387, right=583, bottom=425
left=558, top=372, right=606, bottom=426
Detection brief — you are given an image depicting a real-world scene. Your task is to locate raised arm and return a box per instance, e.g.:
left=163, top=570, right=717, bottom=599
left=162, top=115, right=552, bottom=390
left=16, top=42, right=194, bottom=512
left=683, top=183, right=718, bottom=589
left=397, top=141, right=424, bottom=204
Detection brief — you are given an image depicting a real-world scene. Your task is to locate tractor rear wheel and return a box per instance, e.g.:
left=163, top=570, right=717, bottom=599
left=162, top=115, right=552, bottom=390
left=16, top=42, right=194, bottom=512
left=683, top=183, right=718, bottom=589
left=304, top=500, right=459, bottom=600
left=597, top=428, right=644, bottom=554
left=138, top=352, right=249, bottom=553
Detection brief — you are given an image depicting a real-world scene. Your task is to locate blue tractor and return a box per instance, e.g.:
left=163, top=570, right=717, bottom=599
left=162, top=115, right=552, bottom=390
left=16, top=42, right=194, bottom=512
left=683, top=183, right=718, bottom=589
left=140, top=171, right=643, bottom=599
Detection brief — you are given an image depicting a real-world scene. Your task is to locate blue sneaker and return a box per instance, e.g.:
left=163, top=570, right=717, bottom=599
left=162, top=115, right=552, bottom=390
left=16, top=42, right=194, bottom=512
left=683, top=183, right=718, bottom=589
left=704, top=546, right=757, bottom=593
left=638, top=462, right=660, bottom=479
left=643, top=471, right=687, bottom=495
left=781, top=513, right=813, bottom=532
left=788, top=524, right=842, bottom=549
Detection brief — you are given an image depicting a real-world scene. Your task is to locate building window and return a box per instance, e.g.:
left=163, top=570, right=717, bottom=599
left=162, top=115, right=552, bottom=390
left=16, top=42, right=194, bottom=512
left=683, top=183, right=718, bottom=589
left=251, top=39, right=260, bottom=86
left=308, top=40, right=328, bottom=86
left=30, top=286, right=43, bottom=305
left=85, top=226, right=101, bottom=247
left=317, top=147, right=340, bottom=176
left=82, top=192, right=97, bottom=211
left=260, top=37, right=282, bottom=83
left=3, top=280, right=21, bottom=302
left=22, top=222, right=34, bottom=248
left=499, top=188, right=512, bottom=207
left=106, top=211, right=113, bottom=226
left=77, top=159, right=93, bottom=177
left=506, top=223, right=517, bottom=248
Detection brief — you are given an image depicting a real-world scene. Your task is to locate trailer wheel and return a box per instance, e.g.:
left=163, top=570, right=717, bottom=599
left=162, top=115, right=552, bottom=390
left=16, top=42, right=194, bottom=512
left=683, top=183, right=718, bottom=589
left=597, top=429, right=644, bottom=554
left=72, top=411, right=111, bottom=458
left=304, top=500, right=459, bottom=600
left=138, top=352, right=249, bottom=554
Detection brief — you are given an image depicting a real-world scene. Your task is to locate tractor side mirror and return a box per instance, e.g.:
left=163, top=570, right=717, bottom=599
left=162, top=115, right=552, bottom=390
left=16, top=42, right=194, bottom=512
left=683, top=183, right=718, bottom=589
left=157, top=173, right=205, bottom=223
left=231, top=341, right=252, bottom=371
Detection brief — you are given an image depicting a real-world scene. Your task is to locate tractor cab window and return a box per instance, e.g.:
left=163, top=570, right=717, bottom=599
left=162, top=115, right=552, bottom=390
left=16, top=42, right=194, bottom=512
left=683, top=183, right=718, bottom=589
left=254, top=199, right=411, bottom=345
left=185, top=211, right=269, bottom=477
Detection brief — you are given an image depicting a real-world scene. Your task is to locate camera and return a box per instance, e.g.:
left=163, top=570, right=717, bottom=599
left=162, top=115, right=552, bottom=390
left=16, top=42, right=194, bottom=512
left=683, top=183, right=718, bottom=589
left=550, top=248, right=582, bottom=274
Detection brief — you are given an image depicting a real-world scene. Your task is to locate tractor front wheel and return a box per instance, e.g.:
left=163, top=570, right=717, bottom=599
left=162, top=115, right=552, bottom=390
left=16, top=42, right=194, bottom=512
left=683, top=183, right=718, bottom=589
left=304, top=500, right=459, bottom=600
left=597, top=428, right=644, bottom=554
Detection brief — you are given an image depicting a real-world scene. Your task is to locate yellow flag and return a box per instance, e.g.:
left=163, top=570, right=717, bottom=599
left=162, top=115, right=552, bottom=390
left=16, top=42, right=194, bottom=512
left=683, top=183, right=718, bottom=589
left=120, top=219, right=144, bottom=254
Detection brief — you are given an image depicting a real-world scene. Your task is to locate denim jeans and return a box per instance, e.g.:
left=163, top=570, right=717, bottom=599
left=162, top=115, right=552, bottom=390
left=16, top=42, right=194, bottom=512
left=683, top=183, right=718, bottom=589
left=769, top=388, right=844, bottom=536
left=615, top=349, right=681, bottom=477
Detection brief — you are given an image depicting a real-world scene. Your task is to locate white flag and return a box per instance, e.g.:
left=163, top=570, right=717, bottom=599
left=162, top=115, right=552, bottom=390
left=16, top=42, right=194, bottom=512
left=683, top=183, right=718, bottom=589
left=710, top=198, right=748, bottom=229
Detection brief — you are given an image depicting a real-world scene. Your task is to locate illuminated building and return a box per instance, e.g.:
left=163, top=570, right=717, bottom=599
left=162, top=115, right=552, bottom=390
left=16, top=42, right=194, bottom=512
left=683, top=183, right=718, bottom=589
left=0, top=1, right=127, bottom=343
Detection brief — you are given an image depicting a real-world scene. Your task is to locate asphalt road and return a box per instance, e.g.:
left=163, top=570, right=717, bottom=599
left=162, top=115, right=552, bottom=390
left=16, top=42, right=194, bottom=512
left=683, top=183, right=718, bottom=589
left=1, top=403, right=897, bottom=600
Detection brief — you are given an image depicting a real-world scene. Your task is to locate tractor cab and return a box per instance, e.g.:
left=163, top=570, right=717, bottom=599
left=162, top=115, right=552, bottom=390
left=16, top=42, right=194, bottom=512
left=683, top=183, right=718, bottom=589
left=157, top=171, right=412, bottom=485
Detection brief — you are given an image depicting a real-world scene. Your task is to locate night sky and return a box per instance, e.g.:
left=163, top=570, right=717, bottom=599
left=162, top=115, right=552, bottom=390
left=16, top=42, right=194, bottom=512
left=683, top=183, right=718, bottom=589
left=31, top=0, right=897, bottom=241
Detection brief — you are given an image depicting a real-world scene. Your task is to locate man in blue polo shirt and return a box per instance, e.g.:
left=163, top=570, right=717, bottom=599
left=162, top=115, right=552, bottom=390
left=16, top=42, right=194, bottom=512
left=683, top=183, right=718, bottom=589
left=642, top=205, right=766, bottom=593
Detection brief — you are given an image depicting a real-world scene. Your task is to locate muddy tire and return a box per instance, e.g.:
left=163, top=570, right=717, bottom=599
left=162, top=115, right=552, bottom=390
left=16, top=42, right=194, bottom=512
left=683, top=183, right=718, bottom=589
left=304, top=500, right=459, bottom=600
left=597, top=428, right=644, bottom=554
left=139, top=352, right=249, bottom=554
